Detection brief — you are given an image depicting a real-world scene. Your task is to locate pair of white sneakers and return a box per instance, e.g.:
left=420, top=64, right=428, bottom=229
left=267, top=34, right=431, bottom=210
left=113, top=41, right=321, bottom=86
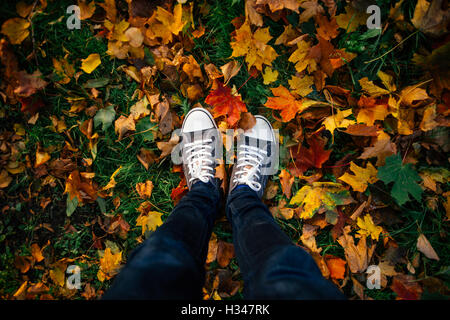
left=180, top=108, right=277, bottom=198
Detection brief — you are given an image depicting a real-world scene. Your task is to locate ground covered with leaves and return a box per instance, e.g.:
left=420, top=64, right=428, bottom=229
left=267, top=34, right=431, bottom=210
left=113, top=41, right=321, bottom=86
left=0, top=0, right=449, bottom=300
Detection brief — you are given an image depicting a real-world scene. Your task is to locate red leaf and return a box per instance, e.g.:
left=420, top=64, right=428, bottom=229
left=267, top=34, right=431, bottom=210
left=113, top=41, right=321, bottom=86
left=391, top=275, right=423, bottom=300
left=205, top=82, right=247, bottom=126
left=170, top=176, right=187, bottom=205
left=19, top=96, right=45, bottom=115
left=289, top=135, right=332, bottom=176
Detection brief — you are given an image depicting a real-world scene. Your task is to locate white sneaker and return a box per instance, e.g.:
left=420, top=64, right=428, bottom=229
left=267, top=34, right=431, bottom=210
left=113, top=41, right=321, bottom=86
left=229, top=116, right=278, bottom=198
left=180, top=108, right=222, bottom=190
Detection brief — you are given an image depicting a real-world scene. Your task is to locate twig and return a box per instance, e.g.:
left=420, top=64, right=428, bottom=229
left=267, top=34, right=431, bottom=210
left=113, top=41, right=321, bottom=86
left=364, top=30, right=419, bottom=64
left=28, top=0, right=39, bottom=67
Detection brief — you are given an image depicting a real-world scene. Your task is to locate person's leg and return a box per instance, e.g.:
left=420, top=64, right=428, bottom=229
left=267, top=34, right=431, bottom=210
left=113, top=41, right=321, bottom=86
left=227, top=115, right=345, bottom=300
left=104, top=108, right=223, bottom=299
left=103, top=181, right=220, bottom=300
left=227, top=186, right=345, bottom=300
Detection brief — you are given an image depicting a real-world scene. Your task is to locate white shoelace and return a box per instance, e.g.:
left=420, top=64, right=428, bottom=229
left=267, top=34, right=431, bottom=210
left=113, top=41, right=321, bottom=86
left=233, top=145, right=267, bottom=192
left=185, top=139, right=214, bottom=184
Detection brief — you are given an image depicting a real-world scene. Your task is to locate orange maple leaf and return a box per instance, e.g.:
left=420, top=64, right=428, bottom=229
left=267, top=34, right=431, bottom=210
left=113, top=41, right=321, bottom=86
left=264, top=85, right=305, bottom=122
left=205, top=82, right=247, bottom=127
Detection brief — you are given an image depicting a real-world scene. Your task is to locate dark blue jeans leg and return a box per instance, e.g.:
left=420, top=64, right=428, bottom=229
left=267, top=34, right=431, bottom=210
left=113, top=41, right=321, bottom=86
left=226, top=186, right=346, bottom=300
left=103, top=181, right=220, bottom=300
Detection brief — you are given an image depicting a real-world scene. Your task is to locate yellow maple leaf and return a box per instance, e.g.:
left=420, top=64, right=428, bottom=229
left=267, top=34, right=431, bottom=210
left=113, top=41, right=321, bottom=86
left=136, top=211, right=163, bottom=235
left=274, top=24, right=298, bottom=45
left=336, top=6, right=368, bottom=33
left=323, top=108, right=355, bottom=136
left=289, top=182, right=352, bottom=219
left=231, top=20, right=278, bottom=71
left=359, top=77, right=390, bottom=97
left=262, top=66, right=278, bottom=84
left=338, top=162, right=378, bottom=192
left=288, top=40, right=317, bottom=73
left=288, top=75, right=314, bottom=97
left=146, top=4, right=186, bottom=45
left=357, top=214, right=383, bottom=241
left=81, top=53, right=101, bottom=74
left=104, top=19, right=130, bottom=42
left=1, top=18, right=30, bottom=45
left=97, top=248, right=122, bottom=282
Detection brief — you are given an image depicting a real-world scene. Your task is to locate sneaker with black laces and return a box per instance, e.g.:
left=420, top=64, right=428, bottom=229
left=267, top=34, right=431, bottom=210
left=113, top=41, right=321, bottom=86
left=229, top=115, right=278, bottom=198
left=180, top=108, right=223, bottom=190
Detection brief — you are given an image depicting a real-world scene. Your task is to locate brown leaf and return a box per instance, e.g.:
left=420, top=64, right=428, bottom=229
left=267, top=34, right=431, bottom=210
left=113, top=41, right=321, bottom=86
left=345, top=124, right=379, bottom=136
left=245, top=0, right=263, bottom=26
left=337, top=225, right=375, bottom=273
left=137, top=148, right=158, bottom=169
left=279, top=169, right=294, bottom=198
left=391, top=274, right=423, bottom=300
left=114, top=114, right=136, bottom=141
left=237, top=112, right=256, bottom=131
left=359, top=132, right=397, bottom=166
left=135, top=180, right=154, bottom=199
left=300, top=224, right=321, bottom=253
left=206, top=233, right=218, bottom=264
left=220, top=61, right=241, bottom=85
left=156, top=134, right=179, bottom=159
left=416, top=233, right=440, bottom=260
left=14, top=70, right=47, bottom=97
left=216, top=241, right=235, bottom=267
left=14, top=256, right=31, bottom=273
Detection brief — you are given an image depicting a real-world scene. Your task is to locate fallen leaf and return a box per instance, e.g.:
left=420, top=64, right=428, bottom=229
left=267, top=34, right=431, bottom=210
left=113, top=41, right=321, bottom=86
left=325, top=255, right=346, bottom=280
left=220, top=61, right=241, bottom=85
left=290, top=182, right=353, bottom=219
left=416, top=233, right=439, bottom=261
left=356, top=214, right=383, bottom=241
left=1, top=18, right=30, bottom=45
left=338, top=161, right=378, bottom=192
left=136, top=180, right=154, bottom=199
left=230, top=20, right=278, bottom=71
left=205, top=82, right=247, bottom=127
left=157, top=134, right=180, bottom=159
left=81, top=53, right=101, bottom=74
left=114, top=114, right=136, bottom=140
left=391, top=274, right=423, bottom=300
left=97, top=248, right=122, bottom=282
left=216, top=241, right=235, bottom=267
left=289, top=135, right=332, bottom=175
left=136, top=210, right=163, bottom=235
left=337, top=225, right=375, bottom=273
left=264, top=85, right=310, bottom=122
left=279, top=169, right=294, bottom=198
left=256, top=0, right=300, bottom=13
left=262, top=66, right=278, bottom=85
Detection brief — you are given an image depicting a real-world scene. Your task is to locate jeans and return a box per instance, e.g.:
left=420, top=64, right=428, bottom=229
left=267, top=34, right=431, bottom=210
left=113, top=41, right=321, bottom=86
left=103, top=181, right=345, bottom=300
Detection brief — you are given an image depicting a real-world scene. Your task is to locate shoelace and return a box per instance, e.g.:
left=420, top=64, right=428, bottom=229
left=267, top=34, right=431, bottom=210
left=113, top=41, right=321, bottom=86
left=233, top=144, right=267, bottom=192
left=185, top=139, right=214, bottom=184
